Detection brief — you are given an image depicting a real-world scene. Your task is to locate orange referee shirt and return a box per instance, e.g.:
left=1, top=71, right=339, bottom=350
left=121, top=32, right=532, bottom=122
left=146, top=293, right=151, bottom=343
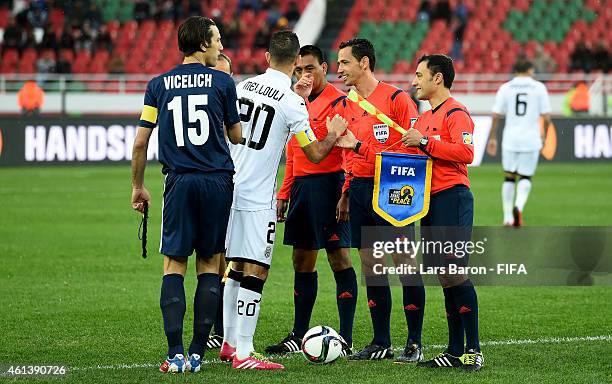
left=343, top=82, right=419, bottom=192
left=277, top=83, right=348, bottom=200
left=414, top=97, right=474, bottom=194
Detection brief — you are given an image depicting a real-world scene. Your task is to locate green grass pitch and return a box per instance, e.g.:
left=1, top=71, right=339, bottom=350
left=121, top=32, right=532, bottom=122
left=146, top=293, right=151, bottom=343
left=0, top=163, right=611, bottom=383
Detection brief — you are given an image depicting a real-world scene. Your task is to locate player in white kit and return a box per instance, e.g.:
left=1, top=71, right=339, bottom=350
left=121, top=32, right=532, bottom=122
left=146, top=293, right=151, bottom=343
left=487, top=60, right=552, bottom=226
left=220, top=30, right=348, bottom=370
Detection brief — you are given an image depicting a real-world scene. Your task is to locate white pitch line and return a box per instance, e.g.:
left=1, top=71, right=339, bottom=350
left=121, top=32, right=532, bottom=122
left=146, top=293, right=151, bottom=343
left=72, top=335, right=611, bottom=372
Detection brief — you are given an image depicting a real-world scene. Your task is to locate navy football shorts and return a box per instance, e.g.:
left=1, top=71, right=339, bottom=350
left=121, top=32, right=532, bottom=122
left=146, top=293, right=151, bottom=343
left=349, top=177, right=414, bottom=249
left=283, top=172, right=350, bottom=251
left=160, top=171, right=233, bottom=259
left=420, top=184, right=474, bottom=268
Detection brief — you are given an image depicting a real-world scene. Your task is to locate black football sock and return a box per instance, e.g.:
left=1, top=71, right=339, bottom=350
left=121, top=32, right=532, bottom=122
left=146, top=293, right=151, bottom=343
left=400, top=274, right=425, bottom=347
left=292, top=271, right=318, bottom=338
left=451, top=279, right=480, bottom=352
left=188, top=273, right=220, bottom=357
left=365, top=275, right=392, bottom=348
left=213, top=276, right=224, bottom=336
left=160, top=273, right=186, bottom=358
left=443, top=287, right=464, bottom=356
left=334, top=267, right=358, bottom=345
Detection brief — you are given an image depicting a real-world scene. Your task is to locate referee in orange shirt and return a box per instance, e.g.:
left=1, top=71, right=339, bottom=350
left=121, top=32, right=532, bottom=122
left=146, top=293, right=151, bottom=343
left=265, top=45, right=357, bottom=356
left=336, top=38, right=425, bottom=362
left=402, top=54, right=483, bottom=371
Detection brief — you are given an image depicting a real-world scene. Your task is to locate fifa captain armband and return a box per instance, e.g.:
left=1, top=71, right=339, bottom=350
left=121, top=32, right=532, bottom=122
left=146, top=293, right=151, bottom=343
left=295, top=128, right=317, bottom=147
left=373, top=153, right=432, bottom=226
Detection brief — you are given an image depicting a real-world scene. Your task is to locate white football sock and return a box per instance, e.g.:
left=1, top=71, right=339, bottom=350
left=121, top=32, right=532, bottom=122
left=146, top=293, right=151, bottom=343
left=235, top=286, right=262, bottom=360
left=223, top=277, right=240, bottom=347
left=502, top=181, right=515, bottom=224
left=515, top=178, right=532, bottom=212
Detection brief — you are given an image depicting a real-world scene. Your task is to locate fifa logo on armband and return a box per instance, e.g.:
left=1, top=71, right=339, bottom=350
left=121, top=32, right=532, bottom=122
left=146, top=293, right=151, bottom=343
left=388, top=185, right=414, bottom=206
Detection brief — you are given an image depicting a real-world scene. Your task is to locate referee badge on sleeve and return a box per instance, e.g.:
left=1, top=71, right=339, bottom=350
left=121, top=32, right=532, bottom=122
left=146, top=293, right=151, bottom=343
left=462, top=132, right=473, bottom=145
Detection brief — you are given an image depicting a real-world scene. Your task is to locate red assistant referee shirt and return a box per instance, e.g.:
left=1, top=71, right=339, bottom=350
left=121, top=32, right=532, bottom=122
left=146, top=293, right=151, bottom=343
left=414, top=97, right=474, bottom=194
left=277, top=83, right=348, bottom=200
left=343, top=82, right=419, bottom=192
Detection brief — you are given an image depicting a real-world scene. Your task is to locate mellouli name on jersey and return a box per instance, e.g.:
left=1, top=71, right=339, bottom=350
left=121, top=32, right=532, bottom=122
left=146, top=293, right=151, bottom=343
left=241, top=81, right=285, bottom=101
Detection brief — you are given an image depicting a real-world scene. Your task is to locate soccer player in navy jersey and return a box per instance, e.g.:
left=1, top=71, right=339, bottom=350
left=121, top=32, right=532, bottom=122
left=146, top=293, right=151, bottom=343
left=131, top=16, right=242, bottom=374
left=205, top=51, right=234, bottom=351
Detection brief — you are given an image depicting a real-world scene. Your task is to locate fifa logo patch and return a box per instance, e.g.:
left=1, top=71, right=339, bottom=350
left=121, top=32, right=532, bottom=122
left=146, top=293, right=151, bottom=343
left=373, top=124, right=389, bottom=143
left=462, top=132, right=473, bottom=145
left=388, top=185, right=414, bottom=206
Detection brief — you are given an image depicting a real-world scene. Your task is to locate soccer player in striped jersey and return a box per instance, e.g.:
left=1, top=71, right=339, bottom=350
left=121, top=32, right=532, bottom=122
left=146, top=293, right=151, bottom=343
left=264, top=45, right=357, bottom=356
left=221, top=31, right=348, bottom=370
left=131, top=16, right=242, bottom=374
left=334, top=38, right=425, bottom=363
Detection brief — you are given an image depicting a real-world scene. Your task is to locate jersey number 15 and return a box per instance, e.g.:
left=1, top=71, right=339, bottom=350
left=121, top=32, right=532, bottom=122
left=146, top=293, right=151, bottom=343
left=167, top=94, right=210, bottom=147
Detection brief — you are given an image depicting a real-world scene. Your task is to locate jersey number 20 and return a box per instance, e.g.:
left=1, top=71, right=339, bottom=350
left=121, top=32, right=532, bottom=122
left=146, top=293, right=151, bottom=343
left=239, top=97, right=275, bottom=150
left=167, top=94, right=209, bottom=146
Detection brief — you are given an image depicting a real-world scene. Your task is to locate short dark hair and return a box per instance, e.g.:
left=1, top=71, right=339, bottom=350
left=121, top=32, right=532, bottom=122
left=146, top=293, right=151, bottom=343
left=513, top=60, right=534, bottom=73
left=177, top=16, right=216, bottom=56
left=219, top=52, right=232, bottom=73
left=338, top=38, right=376, bottom=71
left=299, top=45, right=325, bottom=64
left=418, top=54, right=455, bottom=89
left=269, top=30, right=300, bottom=65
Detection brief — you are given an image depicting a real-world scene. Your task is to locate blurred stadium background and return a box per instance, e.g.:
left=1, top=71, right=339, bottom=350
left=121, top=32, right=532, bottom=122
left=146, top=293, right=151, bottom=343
left=0, top=1, right=611, bottom=382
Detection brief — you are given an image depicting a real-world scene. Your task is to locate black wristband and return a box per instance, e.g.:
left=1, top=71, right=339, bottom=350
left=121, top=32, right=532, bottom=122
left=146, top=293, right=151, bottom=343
left=353, top=141, right=362, bottom=153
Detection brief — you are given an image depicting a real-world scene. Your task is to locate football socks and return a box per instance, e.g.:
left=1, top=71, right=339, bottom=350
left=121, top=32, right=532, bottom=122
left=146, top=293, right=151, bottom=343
left=515, top=177, right=532, bottom=212
left=451, top=279, right=481, bottom=352
left=364, top=275, right=392, bottom=348
left=213, top=275, right=225, bottom=336
left=292, top=271, right=318, bottom=338
left=334, top=267, right=358, bottom=346
left=188, top=273, right=220, bottom=357
left=443, top=287, right=465, bottom=356
left=223, top=269, right=243, bottom=347
left=160, top=273, right=186, bottom=358
left=400, top=274, right=425, bottom=347
left=235, top=276, right=265, bottom=360
left=502, top=179, right=516, bottom=224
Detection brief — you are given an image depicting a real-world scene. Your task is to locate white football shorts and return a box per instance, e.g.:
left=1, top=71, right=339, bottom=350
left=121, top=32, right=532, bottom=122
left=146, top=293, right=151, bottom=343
left=225, top=208, right=276, bottom=268
left=502, top=149, right=540, bottom=176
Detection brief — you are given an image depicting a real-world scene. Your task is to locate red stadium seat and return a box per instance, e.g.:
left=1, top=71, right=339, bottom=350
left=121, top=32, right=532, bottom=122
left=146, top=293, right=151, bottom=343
left=0, top=8, right=10, bottom=28
left=2, top=48, right=19, bottom=66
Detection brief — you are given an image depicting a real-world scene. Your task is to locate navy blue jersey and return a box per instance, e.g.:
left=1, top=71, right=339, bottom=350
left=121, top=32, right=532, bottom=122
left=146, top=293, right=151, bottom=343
left=138, top=63, right=240, bottom=174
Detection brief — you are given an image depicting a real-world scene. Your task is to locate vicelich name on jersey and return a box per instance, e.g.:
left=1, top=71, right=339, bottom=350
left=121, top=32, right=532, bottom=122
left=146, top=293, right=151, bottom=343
left=163, top=73, right=213, bottom=90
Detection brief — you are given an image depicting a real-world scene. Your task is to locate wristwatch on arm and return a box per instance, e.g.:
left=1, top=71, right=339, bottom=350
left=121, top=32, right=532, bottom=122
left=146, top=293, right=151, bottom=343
left=419, top=136, right=429, bottom=149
